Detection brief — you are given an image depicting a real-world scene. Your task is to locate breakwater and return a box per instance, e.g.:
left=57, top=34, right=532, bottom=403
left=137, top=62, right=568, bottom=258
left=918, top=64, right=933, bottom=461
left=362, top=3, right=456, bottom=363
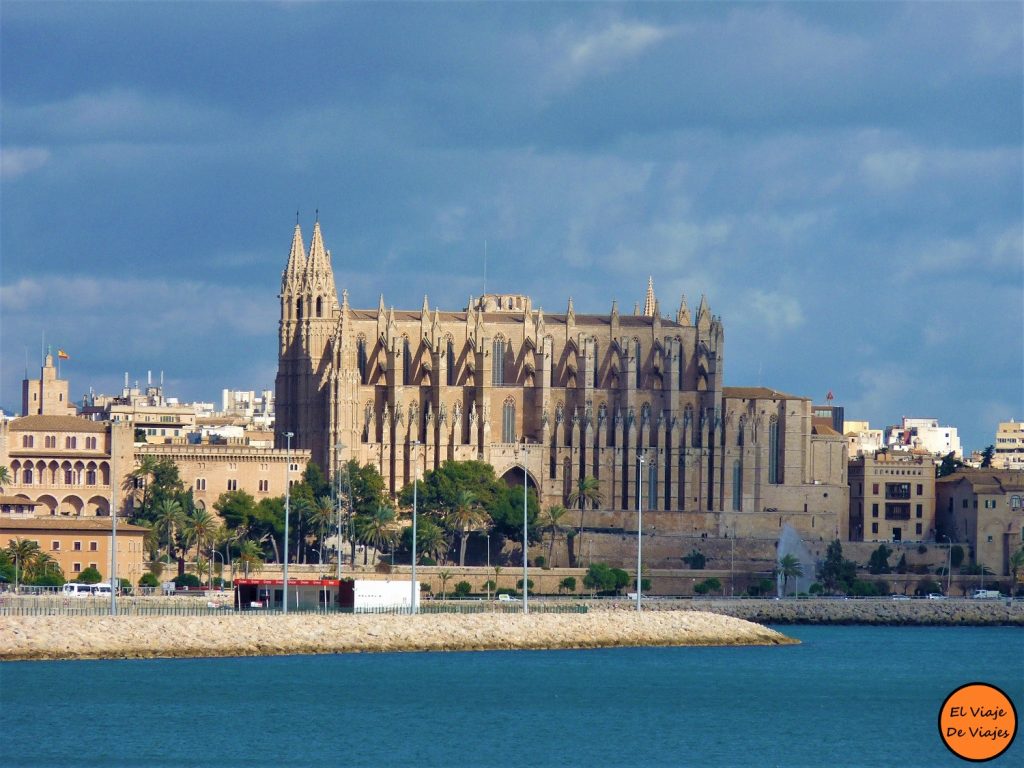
left=634, top=598, right=1024, bottom=626
left=0, top=610, right=794, bottom=661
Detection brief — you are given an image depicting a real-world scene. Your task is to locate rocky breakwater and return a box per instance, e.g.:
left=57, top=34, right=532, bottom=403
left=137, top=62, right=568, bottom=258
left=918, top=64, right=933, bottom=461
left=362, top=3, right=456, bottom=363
left=671, top=598, right=1024, bottom=626
left=0, top=611, right=795, bottom=661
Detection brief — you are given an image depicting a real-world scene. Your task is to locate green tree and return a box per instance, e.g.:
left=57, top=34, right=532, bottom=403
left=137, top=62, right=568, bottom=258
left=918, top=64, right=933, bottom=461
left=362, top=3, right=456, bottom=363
left=182, top=508, right=217, bottom=585
left=868, top=545, right=892, bottom=575
left=77, top=565, right=103, bottom=584
left=1010, top=548, right=1024, bottom=587
left=237, top=539, right=264, bottom=577
left=683, top=549, right=706, bottom=569
left=438, top=568, right=453, bottom=599
left=950, top=545, right=965, bottom=569
left=354, top=504, right=398, bottom=565
left=302, top=461, right=330, bottom=499
left=127, top=455, right=159, bottom=513
left=537, top=504, right=571, bottom=568
left=778, top=554, right=804, bottom=595
left=308, top=495, right=336, bottom=565
left=0, top=464, right=11, bottom=491
left=558, top=576, right=577, bottom=594
left=445, top=489, right=490, bottom=567
left=152, top=498, right=185, bottom=561
left=980, top=445, right=995, bottom=468
left=567, top=475, right=603, bottom=563
left=338, top=460, right=387, bottom=564
left=6, top=538, right=42, bottom=587
left=694, top=577, right=722, bottom=595
left=454, top=580, right=472, bottom=598
left=214, top=490, right=258, bottom=531
left=516, top=577, right=535, bottom=594
left=401, top=518, right=448, bottom=565
left=818, top=539, right=856, bottom=594
left=139, top=572, right=160, bottom=589
left=583, top=562, right=628, bottom=594
left=937, top=452, right=964, bottom=478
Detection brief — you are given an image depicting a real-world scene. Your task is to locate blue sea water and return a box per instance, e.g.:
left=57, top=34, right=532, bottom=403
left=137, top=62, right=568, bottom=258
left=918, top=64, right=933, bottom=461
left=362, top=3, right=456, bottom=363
left=2, top=625, right=1021, bottom=768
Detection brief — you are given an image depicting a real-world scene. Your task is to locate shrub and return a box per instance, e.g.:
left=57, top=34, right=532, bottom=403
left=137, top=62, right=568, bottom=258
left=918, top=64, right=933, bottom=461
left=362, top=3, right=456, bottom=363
left=917, top=545, right=928, bottom=555
left=482, top=579, right=497, bottom=593
left=76, top=566, right=103, bottom=584
left=419, top=583, right=432, bottom=592
left=747, top=578, right=775, bottom=597
left=558, top=576, right=577, bottom=594
left=694, top=577, right=721, bottom=595
left=454, top=581, right=472, bottom=597
left=808, top=582, right=824, bottom=595
left=173, top=573, right=201, bottom=589
left=139, top=572, right=160, bottom=588
left=516, top=578, right=535, bottom=593
left=31, top=571, right=66, bottom=587
left=868, top=545, right=892, bottom=574
left=915, top=578, right=941, bottom=596
left=683, top=549, right=706, bottom=569
left=420, top=556, right=437, bottom=566
left=533, top=556, right=546, bottom=569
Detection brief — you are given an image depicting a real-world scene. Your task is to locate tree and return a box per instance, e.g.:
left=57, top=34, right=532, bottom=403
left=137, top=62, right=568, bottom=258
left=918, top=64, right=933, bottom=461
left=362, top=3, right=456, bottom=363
left=950, top=545, right=965, bottom=569
left=980, top=445, right=995, bottom=468
left=818, top=539, right=857, bottom=594
left=237, top=539, right=264, bottom=577
left=567, top=475, right=603, bottom=562
left=445, top=489, right=490, bottom=567
left=516, top=577, right=535, bottom=594
left=868, top=545, right=892, bottom=575
left=0, top=464, right=10, bottom=492
left=583, top=562, right=627, bottom=594
left=1010, top=548, right=1024, bottom=586
left=308, top=495, right=336, bottom=565
left=139, top=572, right=160, bottom=588
left=454, top=580, right=472, bottom=598
left=354, top=504, right=398, bottom=565
left=152, top=498, right=184, bottom=561
left=214, top=490, right=258, bottom=531
left=339, top=459, right=388, bottom=564
left=683, top=549, right=706, bottom=569
left=537, top=505, right=571, bottom=567
left=778, top=554, right=804, bottom=595
left=558, top=576, right=577, bottom=594
left=694, top=577, right=722, bottom=595
left=438, top=568, right=453, bottom=599
left=127, top=455, right=159, bottom=513
left=937, top=452, right=964, bottom=478
left=401, top=518, right=448, bottom=565
left=182, top=508, right=218, bottom=585
left=77, top=566, right=103, bottom=584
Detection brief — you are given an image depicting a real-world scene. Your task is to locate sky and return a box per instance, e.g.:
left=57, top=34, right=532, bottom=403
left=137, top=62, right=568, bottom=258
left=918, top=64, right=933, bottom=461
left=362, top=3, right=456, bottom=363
left=1, top=1, right=1021, bottom=452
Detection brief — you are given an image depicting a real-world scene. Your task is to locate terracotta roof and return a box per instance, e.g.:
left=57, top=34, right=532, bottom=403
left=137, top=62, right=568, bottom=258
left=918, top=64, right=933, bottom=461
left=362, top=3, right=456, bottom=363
left=813, top=424, right=842, bottom=436
left=0, top=517, right=148, bottom=533
left=936, top=469, right=1024, bottom=492
left=723, top=386, right=807, bottom=401
left=0, top=495, right=40, bottom=506
left=9, top=415, right=108, bottom=433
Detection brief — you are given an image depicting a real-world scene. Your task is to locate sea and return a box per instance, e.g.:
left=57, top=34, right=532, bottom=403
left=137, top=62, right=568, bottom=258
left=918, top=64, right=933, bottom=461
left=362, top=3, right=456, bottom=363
left=2, top=625, right=1020, bottom=768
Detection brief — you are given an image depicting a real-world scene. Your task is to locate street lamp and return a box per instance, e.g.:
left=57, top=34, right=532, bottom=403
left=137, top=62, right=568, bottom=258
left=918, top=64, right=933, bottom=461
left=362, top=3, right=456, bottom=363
left=636, top=451, right=644, bottom=612
left=411, top=440, right=419, bottom=614
left=334, top=442, right=345, bottom=581
left=518, top=442, right=530, bottom=614
left=282, top=431, right=294, bottom=613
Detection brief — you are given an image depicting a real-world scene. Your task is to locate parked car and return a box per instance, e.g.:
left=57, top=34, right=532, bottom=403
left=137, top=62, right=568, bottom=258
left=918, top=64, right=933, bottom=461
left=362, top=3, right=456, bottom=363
left=970, top=589, right=1001, bottom=599
left=926, top=593, right=946, bottom=600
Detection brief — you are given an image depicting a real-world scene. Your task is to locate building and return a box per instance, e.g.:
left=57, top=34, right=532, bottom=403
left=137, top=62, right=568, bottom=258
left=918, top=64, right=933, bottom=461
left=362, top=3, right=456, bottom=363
left=848, top=450, right=936, bottom=543
left=936, top=470, right=1024, bottom=578
left=0, top=354, right=135, bottom=517
left=221, top=388, right=275, bottom=431
left=842, top=420, right=884, bottom=458
left=0, top=516, right=147, bottom=584
left=274, top=221, right=847, bottom=544
left=885, top=417, right=962, bottom=459
left=993, top=420, right=1024, bottom=470
left=134, top=440, right=308, bottom=514
left=82, top=373, right=200, bottom=444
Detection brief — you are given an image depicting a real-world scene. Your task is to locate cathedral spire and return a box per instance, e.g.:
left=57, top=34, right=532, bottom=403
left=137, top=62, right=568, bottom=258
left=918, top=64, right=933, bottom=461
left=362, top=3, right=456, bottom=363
left=282, top=223, right=306, bottom=294
left=677, top=293, right=691, bottom=325
left=642, top=276, right=656, bottom=317
left=696, top=293, right=711, bottom=330
left=303, top=220, right=337, bottom=306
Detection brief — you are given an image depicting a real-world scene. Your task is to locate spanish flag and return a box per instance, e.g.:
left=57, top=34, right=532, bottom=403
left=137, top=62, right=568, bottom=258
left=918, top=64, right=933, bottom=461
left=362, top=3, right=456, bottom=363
left=57, top=349, right=69, bottom=360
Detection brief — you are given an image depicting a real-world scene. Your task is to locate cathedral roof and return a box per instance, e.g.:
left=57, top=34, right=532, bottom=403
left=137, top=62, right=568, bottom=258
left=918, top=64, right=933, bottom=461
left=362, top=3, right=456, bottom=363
left=722, top=386, right=807, bottom=401
left=9, top=415, right=108, bottom=432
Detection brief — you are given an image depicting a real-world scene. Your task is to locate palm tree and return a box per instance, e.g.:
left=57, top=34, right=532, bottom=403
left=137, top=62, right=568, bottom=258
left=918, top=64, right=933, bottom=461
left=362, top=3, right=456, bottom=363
left=6, top=538, right=42, bottom=587
left=1010, top=548, right=1024, bottom=591
left=354, top=504, right=398, bottom=565
left=0, top=464, right=11, bottom=492
left=237, top=539, right=264, bottom=577
left=309, top=495, right=336, bottom=565
left=445, top=489, right=490, bottom=567
left=152, top=498, right=184, bottom=561
left=289, top=496, right=314, bottom=564
left=537, top=505, right=571, bottom=567
left=128, top=455, right=160, bottom=514
left=183, top=508, right=217, bottom=585
left=437, top=568, right=453, bottom=600
left=413, top=518, right=449, bottom=565
left=778, top=554, right=803, bottom=597
left=567, top=475, right=603, bottom=564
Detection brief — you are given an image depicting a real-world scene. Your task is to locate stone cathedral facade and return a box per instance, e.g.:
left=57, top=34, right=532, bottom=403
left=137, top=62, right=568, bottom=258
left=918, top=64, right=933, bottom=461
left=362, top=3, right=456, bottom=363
left=276, top=222, right=848, bottom=542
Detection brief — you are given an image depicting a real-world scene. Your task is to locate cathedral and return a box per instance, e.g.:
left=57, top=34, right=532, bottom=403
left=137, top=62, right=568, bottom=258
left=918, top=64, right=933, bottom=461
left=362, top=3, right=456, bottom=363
left=275, top=222, right=848, bottom=545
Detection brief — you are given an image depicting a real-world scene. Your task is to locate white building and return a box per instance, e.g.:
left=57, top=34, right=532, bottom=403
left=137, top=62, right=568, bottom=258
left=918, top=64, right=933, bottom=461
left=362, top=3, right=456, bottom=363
left=885, top=417, right=962, bottom=459
left=843, top=420, right=884, bottom=457
left=994, top=420, right=1024, bottom=470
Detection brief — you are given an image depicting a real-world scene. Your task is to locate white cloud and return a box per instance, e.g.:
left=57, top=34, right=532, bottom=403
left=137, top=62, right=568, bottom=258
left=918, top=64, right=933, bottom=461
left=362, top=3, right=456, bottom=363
left=543, top=18, right=676, bottom=90
left=0, top=147, right=51, bottom=179
left=740, top=290, right=805, bottom=334
left=860, top=149, right=922, bottom=190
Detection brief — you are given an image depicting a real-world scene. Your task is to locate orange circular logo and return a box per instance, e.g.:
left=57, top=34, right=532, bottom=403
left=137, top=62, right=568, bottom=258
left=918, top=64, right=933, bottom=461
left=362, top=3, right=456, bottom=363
left=939, top=682, right=1017, bottom=762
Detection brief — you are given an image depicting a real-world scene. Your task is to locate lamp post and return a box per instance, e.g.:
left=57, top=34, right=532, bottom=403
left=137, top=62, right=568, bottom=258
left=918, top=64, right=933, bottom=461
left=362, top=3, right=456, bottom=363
left=282, top=431, right=294, bottom=613
left=334, top=442, right=344, bottom=581
left=519, top=442, right=529, bottom=614
left=411, top=440, right=419, bottom=614
left=636, top=451, right=644, bottom=612
left=110, top=437, right=119, bottom=615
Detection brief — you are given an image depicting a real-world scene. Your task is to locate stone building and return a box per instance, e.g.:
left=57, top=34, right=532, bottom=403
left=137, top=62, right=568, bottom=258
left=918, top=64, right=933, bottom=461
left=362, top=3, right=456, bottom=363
left=848, top=450, right=936, bottom=543
left=0, top=355, right=134, bottom=517
left=275, top=222, right=848, bottom=544
left=936, top=469, right=1024, bottom=577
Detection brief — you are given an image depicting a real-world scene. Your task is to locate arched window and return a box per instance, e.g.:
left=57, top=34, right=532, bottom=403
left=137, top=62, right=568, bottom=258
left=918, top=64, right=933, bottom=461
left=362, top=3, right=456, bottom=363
left=447, top=338, right=456, bottom=386
left=492, top=337, right=506, bottom=385
left=316, top=296, right=323, bottom=317
left=296, top=298, right=303, bottom=320
left=634, top=339, right=642, bottom=387
left=24, top=467, right=33, bottom=484
left=593, top=342, right=600, bottom=387
left=1011, top=495, right=1021, bottom=510
left=502, top=397, right=516, bottom=443
left=357, top=337, right=368, bottom=384
left=732, top=460, right=742, bottom=511
left=737, top=417, right=745, bottom=447
left=402, top=337, right=412, bottom=385
left=768, top=417, right=780, bottom=484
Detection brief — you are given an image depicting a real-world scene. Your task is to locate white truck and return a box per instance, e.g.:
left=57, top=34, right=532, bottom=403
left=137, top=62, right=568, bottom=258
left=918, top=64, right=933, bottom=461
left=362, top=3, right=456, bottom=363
left=970, top=589, right=1001, bottom=599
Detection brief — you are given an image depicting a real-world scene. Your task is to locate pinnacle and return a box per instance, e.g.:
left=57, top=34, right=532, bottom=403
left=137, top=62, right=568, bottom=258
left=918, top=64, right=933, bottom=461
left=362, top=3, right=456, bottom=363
left=643, top=276, right=656, bottom=317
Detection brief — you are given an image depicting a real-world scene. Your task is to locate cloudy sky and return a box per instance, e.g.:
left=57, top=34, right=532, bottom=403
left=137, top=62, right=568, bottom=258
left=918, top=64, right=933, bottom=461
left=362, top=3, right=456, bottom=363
left=1, top=1, right=1021, bottom=451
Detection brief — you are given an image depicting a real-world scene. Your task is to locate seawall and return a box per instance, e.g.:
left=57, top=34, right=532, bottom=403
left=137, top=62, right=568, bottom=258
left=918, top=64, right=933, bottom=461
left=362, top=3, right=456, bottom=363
left=0, top=611, right=795, bottom=661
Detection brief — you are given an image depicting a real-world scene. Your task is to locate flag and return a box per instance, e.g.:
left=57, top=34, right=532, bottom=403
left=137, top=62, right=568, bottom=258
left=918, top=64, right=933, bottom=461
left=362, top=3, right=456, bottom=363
left=57, top=349, right=69, bottom=360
